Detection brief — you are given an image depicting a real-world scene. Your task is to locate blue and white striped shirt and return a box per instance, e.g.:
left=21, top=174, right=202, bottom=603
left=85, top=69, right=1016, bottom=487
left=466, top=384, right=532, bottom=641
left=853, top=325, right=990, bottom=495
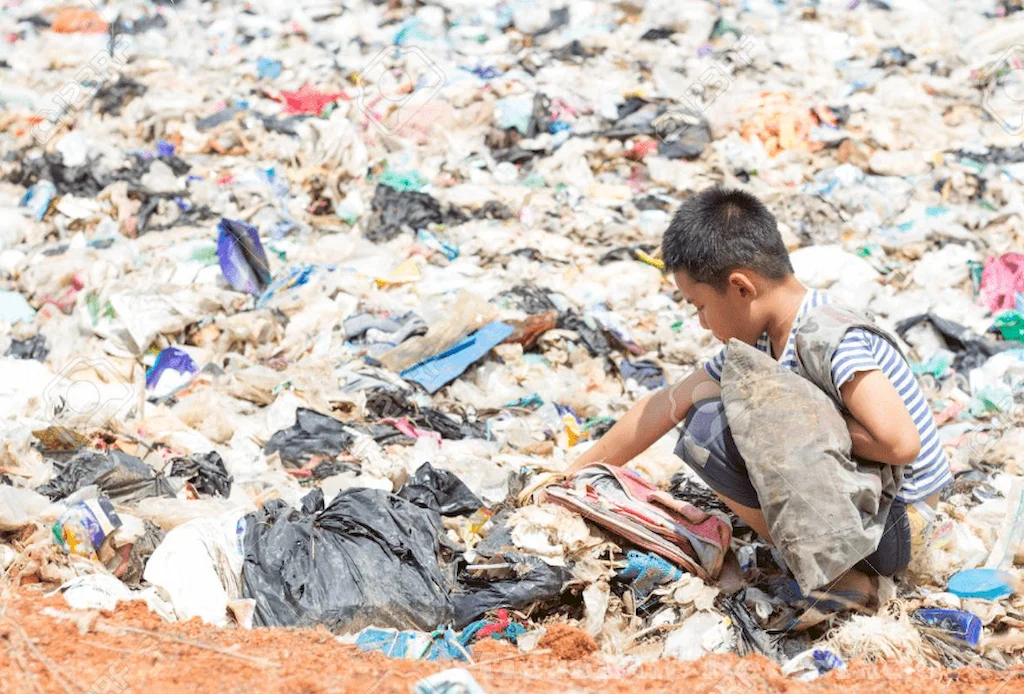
left=703, top=289, right=952, bottom=502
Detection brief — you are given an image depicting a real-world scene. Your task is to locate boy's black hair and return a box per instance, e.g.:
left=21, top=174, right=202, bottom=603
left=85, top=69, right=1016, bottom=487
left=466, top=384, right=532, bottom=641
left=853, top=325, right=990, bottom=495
left=661, top=187, right=793, bottom=290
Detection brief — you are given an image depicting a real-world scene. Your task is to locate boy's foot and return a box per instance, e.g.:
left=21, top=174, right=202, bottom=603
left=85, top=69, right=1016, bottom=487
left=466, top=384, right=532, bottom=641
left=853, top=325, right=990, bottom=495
left=767, top=570, right=879, bottom=633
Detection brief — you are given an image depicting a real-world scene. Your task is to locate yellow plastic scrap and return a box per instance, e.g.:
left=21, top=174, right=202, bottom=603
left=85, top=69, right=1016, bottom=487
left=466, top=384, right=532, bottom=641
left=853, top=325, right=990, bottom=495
left=635, top=249, right=665, bottom=271
left=563, top=414, right=590, bottom=448
left=374, top=258, right=421, bottom=288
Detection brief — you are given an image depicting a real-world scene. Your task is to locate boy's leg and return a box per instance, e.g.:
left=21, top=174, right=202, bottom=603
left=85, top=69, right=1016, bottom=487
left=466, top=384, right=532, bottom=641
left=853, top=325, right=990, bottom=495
left=716, top=495, right=771, bottom=541
left=676, top=398, right=771, bottom=539
left=677, top=399, right=904, bottom=611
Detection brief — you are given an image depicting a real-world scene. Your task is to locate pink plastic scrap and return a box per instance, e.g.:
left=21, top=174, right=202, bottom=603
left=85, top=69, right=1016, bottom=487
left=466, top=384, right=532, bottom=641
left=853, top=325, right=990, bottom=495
left=280, top=84, right=347, bottom=114
left=381, top=417, right=443, bottom=446
left=981, top=253, right=1024, bottom=313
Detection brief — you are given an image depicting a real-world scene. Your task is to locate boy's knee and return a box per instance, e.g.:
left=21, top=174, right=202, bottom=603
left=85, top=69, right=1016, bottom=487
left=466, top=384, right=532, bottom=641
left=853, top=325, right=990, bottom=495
left=684, top=398, right=729, bottom=445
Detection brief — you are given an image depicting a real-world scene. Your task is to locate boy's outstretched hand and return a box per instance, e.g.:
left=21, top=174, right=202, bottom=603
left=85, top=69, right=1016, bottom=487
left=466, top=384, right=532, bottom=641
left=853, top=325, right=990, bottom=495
left=563, top=369, right=721, bottom=476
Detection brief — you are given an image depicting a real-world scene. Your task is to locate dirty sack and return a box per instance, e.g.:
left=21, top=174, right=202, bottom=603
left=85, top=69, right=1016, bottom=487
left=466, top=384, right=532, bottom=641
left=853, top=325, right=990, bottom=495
left=721, top=340, right=900, bottom=595
left=545, top=464, right=731, bottom=580
left=241, top=487, right=454, bottom=633
left=35, top=450, right=177, bottom=503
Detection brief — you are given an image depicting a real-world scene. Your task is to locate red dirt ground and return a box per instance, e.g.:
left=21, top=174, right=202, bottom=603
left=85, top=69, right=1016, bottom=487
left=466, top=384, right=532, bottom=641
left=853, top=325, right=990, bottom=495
left=0, top=586, right=1020, bottom=694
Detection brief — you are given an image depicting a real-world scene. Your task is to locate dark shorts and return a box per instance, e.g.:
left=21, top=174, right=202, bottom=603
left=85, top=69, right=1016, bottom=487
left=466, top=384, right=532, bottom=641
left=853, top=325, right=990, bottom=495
left=676, top=398, right=912, bottom=576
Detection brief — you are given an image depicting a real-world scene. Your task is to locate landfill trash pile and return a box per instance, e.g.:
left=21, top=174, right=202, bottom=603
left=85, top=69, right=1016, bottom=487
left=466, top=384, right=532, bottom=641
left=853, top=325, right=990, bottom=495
left=1, top=0, right=1024, bottom=687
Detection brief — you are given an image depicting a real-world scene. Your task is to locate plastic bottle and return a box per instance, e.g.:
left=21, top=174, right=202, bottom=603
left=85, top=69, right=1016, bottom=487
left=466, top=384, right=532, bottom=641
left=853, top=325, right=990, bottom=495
left=914, top=609, right=983, bottom=647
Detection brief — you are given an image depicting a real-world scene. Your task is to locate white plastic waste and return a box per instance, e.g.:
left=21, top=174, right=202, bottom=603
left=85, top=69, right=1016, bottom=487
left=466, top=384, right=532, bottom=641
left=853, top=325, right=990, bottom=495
left=142, top=514, right=247, bottom=627
left=662, top=611, right=734, bottom=661
left=60, top=573, right=175, bottom=622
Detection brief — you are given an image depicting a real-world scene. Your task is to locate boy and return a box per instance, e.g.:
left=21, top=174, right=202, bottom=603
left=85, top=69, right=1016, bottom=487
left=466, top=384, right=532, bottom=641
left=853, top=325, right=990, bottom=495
left=566, top=187, right=952, bottom=614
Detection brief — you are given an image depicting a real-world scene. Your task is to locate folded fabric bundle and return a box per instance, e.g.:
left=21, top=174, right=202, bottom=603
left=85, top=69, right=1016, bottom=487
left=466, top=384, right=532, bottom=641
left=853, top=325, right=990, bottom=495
left=545, top=463, right=731, bottom=580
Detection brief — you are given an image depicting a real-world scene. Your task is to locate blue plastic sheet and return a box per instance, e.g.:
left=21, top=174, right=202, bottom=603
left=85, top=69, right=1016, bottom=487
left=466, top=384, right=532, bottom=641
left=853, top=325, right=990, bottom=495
left=401, top=322, right=513, bottom=394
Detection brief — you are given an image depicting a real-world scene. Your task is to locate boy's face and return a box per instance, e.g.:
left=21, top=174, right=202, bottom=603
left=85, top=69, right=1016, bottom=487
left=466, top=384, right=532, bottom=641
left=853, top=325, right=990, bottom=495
left=673, top=269, right=764, bottom=345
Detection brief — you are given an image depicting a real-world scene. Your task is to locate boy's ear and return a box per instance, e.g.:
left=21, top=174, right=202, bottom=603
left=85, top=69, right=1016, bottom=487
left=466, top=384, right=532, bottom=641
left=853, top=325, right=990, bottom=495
left=727, top=271, right=758, bottom=299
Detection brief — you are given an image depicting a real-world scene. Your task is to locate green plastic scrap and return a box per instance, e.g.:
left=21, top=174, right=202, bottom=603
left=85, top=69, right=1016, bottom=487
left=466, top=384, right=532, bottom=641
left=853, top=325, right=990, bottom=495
left=711, top=18, right=743, bottom=39
left=911, top=352, right=951, bottom=379
left=86, top=293, right=100, bottom=325
left=960, top=157, right=986, bottom=174
left=86, top=293, right=116, bottom=325
left=970, top=384, right=1015, bottom=417
left=380, top=168, right=429, bottom=193
left=994, top=310, right=1024, bottom=342
left=503, top=393, right=544, bottom=409
left=190, top=246, right=219, bottom=265
left=969, top=260, right=984, bottom=297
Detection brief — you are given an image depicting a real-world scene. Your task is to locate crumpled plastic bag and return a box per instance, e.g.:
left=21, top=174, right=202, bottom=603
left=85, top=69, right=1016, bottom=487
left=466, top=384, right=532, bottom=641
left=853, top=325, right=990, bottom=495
left=143, top=513, right=247, bottom=626
left=241, top=487, right=455, bottom=633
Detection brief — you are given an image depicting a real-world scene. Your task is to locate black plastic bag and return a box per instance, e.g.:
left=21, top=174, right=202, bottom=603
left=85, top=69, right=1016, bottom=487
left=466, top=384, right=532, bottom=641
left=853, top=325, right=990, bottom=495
left=641, top=27, right=675, bottom=41
left=169, top=452, right=233, bottom=497
left=453, top=551, right=571, bottom=629
left=35, top=450, right=176, bottom=503
left=618, top=359, right=667, bottom=389
left=895, top=312, right=1024, bottom=372
left=241, top=488, right=455, bottom=632
left=558, top=311, right=612, bottom=356
left=415, top=408, right=488, bottom=441
left=493, top=284, right=559, bottom=315
left=263, top=408, right=355, bottom=467
left=118, top=520, right=166, bottom=589
left=365, top=184, right=448, bottom=243
left=4, top=335, right=48, bottom=361
left=398, top=463, right=482, bottom=516
left=93, top=76, right=147, bottom=117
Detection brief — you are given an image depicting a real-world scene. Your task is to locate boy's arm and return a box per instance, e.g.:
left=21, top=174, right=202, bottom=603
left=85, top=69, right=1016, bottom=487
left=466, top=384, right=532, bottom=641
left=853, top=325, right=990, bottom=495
left=840, top=370, right=921, bottom=465
left=565, top=368, right=720, bottom=475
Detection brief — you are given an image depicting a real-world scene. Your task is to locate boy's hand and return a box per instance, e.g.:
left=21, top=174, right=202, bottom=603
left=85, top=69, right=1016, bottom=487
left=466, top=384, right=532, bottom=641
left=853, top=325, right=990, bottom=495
left=840, top=370, right=921, bottom=465
left=563, top=368, right=720, bottom=476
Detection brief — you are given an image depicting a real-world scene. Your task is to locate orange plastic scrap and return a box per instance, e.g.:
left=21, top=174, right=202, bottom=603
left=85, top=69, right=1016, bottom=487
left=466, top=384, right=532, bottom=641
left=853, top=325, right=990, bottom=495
left=51, top=7, right=108, bottom=34
left=740, top=92, right=824, bottom=157
left=812, top=104, right=839, bottom=128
